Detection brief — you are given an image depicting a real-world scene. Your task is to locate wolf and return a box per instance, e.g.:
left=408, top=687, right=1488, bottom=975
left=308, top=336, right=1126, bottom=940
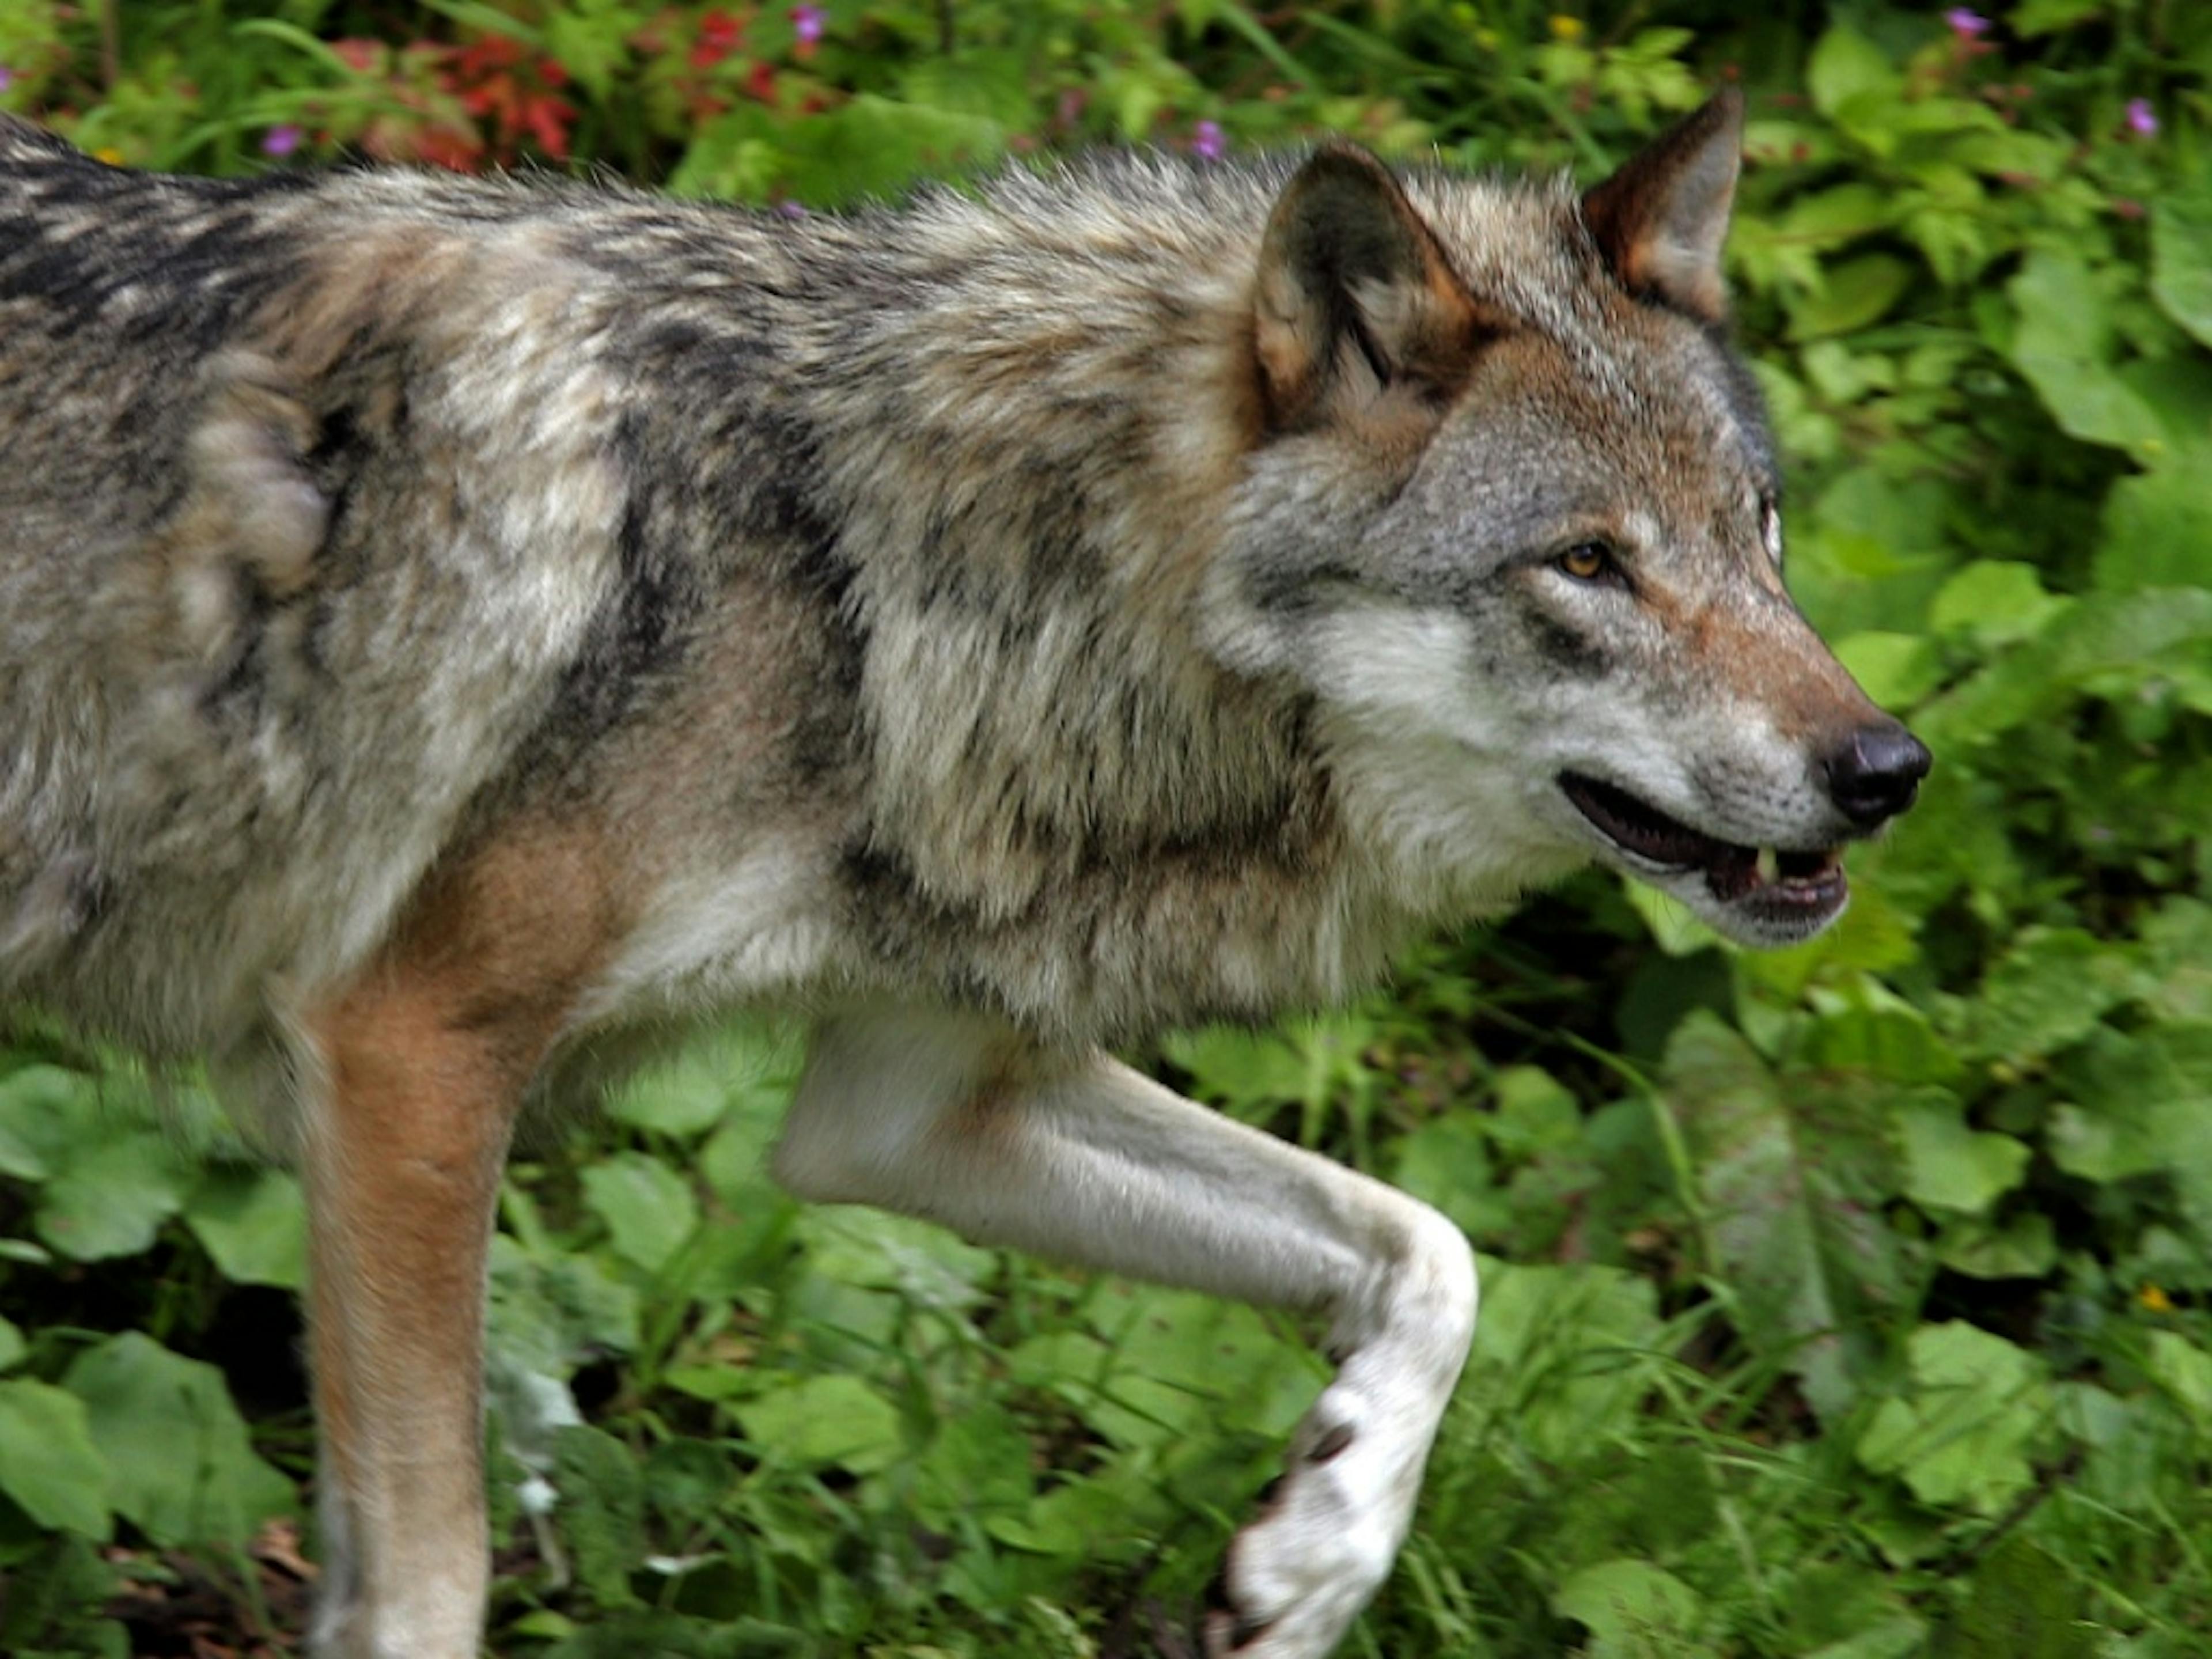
left=0, top=88, right=1925, bottom=1658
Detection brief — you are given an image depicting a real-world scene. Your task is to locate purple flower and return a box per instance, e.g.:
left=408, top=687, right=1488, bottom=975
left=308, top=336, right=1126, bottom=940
left=1193, top=119, right=1225, bottom=161
left=1945, top=7, right=1989, bottom=36
left=2127, top=97, right=2158, bottom=136
left=262, top=124, right=303, bottom=158
left=792, top=5, right=826, bottom=46
left=0, top=65, right=14, bottom=94
left=776, top=199, right=809, bottom=219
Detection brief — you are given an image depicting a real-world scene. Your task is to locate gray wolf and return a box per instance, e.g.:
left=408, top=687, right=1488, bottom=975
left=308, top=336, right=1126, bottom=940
left=0, top=89, right=1925, bottom=1658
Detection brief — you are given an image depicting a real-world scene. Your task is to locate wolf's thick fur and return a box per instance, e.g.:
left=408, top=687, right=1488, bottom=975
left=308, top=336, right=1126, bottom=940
left=0, top=94, right=1923, bottom=1658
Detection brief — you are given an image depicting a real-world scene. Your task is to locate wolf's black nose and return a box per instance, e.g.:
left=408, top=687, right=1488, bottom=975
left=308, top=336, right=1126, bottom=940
left=1825, top=723, right=1932, bottom=828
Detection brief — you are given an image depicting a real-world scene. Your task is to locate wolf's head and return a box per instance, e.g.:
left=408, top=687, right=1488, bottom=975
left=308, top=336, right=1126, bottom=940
left=1204, top=91, right=1928, bottom=948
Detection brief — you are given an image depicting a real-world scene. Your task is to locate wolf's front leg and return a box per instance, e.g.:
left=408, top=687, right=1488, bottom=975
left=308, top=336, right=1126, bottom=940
left=292, top=988, right=528, bottom=1659
left=772, top=1007, right=1478, bottom=1659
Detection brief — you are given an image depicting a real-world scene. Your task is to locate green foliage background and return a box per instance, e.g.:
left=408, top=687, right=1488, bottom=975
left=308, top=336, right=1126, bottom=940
left=2, top=2, right=2210, bottom=1654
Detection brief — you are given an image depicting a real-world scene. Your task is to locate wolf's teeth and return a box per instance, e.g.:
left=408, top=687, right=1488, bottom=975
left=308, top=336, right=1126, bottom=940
left=1756, top=846, right=1779, bottom=884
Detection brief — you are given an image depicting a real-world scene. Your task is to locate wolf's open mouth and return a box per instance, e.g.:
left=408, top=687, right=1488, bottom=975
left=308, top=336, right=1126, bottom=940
left=1558, top=772, right=1845, bottom=915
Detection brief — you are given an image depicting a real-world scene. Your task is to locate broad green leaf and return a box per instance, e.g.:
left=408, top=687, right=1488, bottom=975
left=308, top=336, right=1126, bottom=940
left=2146, top=1331, right=2212, bottom=1423
left=1938, top=1213, right=2057, bottom=1280
left=1854, top=1321, right=2050, bottom=1514
left=0, top=1315, right=21, bottom=1372
left=1668, top=1016, right=1895, bottom=1419
left=2096, top=449, right=2212, bottom=592
left=580, top=1152, right=699, bottom=1274
left=797, top=1206, right=996, bottom=1312
left=2008, top=251, right=2167, bottom=454
left=1928, top=562, right=2068, bottom=649
left=1390, top=1113, right=1509, bottom=1238
left=1796, top=1006, right=1960, bottom=1086
left=911, top=1403, right=1033, bottom=1530
left=183, top=1166, right=305, bottom=1289
left=604, top=1050, right=733, bottom=1139
left=1833, top=632, right=1942, bottom=708
left=2139, top=899, right=2212, bottom=1023
left=2150, top=185, right=2212, bottom=351
left=0, top=1379, right=111, bottom=1538
left=1895, top=1099, right=2029, bottom=1216
left=2012, top=0, right=2104, bottom=33
left=1806, top=28, right=1897, bottom=122
left=731, top=1374, right=903, bottom=1472
left=1969, top=928, right=2138, bottom=1065
left=1779, top=184, right=1892, bottom=249
left=1554, top=1558, right=1702, bottom=1652
left=36, top=1130, right=191, bottom=1262
left=1790, top=255, right=1913, bottom=340
left=989, top=1471, right=1146, bottom=1557
left=0, top=1063, right=99, bottom=1181
left=60, top=1333, right=292, bottom=1547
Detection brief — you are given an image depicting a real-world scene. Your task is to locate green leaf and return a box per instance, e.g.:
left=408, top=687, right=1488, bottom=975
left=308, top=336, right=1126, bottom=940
left=0, top=1315, right=22, bottom=1372
left=579, top=1152, right=699, bottom=1274
left=1938, top=1213, right=2057, bottom=1280
left=2096, top=448, right=2212, bottom=592
left=2012, top=0, right=2105, bottom=33
left=183, top=1166, right=305, bottom=1289
left=1806, top=28, right=1897, bottom=122
left=796, top=1206, right=996, bottom=1313
left=60, top=1333, right=293, bottom=1547
left=0, top=1380, right=111, bottom=1539
left=1790, top=254, right=1913, bottom=341
left=0, top=1064, right=99, bottom=1181
left=36, top=1131, right=191, bottom=1262
left=1854, top=1321, right=2050, bottom=1514
left=2150, top=185, right=2212, bottom=352
left=1832, top=631, right=1942, bottom=709
left=2007, top=251, right=2167, bottom=454
left=1554, top=1558, right=1702, bottom=1652
left=911, top=1403, right=1034, bottom=1531
left=2145, top=1331, right=2212, bottom=1424
left=1390, top=1115, right=1508, bottom=1238
left=1969, top=928, right=2138, bottom=1065
left=1927, top=562, right=2068, bottom=649
left=1896, top=1099, right=2029, bottom=1217
left=731, top=1374, right=904, bottom=1472
left=1668, top=1016, right=1896, bottom=1419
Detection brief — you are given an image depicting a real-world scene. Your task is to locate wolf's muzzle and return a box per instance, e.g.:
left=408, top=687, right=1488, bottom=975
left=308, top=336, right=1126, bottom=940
left=1824, top=722, right=1932, bottom=830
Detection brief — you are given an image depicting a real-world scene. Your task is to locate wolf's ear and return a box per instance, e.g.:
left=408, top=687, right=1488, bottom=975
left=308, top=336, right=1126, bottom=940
left=1253, top=144, right=1493, bottom=432
left=1581, top=88, right=1743, bottom=323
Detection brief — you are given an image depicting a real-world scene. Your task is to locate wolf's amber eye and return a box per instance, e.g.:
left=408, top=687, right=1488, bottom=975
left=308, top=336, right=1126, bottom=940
left=1556, top=542, right=1615, bottom=582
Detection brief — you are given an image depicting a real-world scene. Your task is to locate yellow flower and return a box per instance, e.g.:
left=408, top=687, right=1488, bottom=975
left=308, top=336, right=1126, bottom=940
left=1549, top=14, right=1586, bottom=41
left=92, top=146, right=125, bottom=166
left=2139, top=1283, right=2174, bottom=1313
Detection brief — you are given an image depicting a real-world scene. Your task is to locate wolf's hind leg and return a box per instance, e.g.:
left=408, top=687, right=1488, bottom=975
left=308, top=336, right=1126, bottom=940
left=772, top=1007, right=1478, bottom=1659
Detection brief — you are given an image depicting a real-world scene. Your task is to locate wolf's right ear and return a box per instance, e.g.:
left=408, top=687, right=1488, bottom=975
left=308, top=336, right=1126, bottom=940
left=1581, top=88, right=1744, bottom=323
left=1253, top=145, right=1495, bottom=433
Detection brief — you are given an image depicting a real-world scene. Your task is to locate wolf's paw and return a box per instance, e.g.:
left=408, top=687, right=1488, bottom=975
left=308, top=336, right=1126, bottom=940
left=1199, top=1380, right=1424, bottom=1658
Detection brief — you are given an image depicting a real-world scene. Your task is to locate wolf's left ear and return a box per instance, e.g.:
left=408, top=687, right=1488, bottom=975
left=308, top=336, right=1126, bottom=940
left=1580, top=87, right=1744, bottom=323
left=1253, top=143, right=1494, bottom=431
